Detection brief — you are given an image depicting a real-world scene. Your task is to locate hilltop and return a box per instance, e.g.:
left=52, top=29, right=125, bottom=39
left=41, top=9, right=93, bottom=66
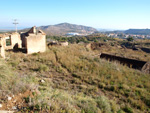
left=38, top=23, right=97, bottom=36
left=100, top=29, right=150, bottom=36
left=124, top=29, right=150, bottom=35
left=106, top=29, right=150, bottom=35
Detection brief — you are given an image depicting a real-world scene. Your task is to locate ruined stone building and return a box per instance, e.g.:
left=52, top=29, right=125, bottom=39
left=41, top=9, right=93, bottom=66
left=0, top=33, right=22, bottom=58
left=0, top=26, right=46, bottom=58
left=21, top=26, right=46, bottom=54
left=0, top=34, right=6, bottom=58
left=0, top=32, right=22, bottom=50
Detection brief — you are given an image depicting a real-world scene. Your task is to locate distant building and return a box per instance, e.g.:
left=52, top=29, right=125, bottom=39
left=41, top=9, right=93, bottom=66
left=66, top=32, right=79, bottom=36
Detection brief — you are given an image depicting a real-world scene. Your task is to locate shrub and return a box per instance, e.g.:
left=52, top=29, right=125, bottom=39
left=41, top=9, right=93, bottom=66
left=38, top=64, right=49, bottom=72
left=123, top=106, right=133, bottom=113
left=127, top=37, right=134, bottom=42
left=96, top=96, right=111, bottom=113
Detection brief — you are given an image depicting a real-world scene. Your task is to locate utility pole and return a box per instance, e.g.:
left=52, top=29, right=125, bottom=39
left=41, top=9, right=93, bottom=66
left=13, top=19, right=19, bottom=32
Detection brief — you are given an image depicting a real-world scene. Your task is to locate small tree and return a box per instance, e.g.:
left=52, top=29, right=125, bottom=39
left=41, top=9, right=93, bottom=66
left=127, top=36, right=134, bottom=41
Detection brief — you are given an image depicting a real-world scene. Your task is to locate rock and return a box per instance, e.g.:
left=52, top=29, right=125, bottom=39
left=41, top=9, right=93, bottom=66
left=116, top=68, right=120, bottom=71
left=0, top=111, right=14, bottom=113
left=13, top=100, right=16, bottom=103
left=142, top=62, right=150, bottom=74
left=40, top=79, right=45, bottom=83
left=8, top=96, right=12, bottom=101
left=35, top=89, right=41, bottom=95
left=12, top=106, right=17, bottom=110
left=0, top=104, right=2, bottom=108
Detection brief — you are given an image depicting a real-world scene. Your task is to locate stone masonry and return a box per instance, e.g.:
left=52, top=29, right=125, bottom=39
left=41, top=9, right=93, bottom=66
left=0, top=26, right=46, bottom=58
left=21, top=26, right=46, bottom=54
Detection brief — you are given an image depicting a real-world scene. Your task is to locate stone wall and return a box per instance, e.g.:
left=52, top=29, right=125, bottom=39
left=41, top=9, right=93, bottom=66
left=0, top=37, right=5, bottom=58
left=59, top=41, right=68, bottom=46
left=25, top=34, right=46, bottom=54
left=21, top=33, right=26, bottom=47
left=100, top=53, right=150, bottom=74
left=4, top=33, right=22, bottom=50
left=100, top=53, right=146, bottom=70
left=0, top=45, right=5, bottom=58
left=10, top=33, right=22, bottom=49
left=0, top=26, right=46, bottom=58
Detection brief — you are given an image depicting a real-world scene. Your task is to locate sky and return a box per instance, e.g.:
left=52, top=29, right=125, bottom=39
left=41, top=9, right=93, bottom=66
left=0, top=0, right=150, bottom=30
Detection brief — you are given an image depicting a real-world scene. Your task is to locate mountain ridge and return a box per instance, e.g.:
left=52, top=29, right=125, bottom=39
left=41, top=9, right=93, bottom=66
left=124, top=29, right=150, bottom=35
left=38, top=23, right=97, bottom=36
left=103, top=29, right=150, bottom=35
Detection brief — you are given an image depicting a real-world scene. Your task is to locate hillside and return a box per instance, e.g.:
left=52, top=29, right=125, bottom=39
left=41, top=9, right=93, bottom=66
left=0, top=42, right=150, bottom=112
left=38, top=23, right=97, bottom=36
left=124, top=29, right=150, bottom=35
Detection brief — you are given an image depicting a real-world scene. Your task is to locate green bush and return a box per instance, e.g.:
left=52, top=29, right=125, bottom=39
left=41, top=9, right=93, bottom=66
left=123, top=106, right=133, bottom=113
left=96, top=96, right=111, bottom=113
left=38, top=64, right=49, bottom=72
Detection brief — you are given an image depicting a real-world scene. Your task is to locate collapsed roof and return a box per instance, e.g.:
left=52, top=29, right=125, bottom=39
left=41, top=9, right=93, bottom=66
left=23, top=26, right=46, bottom=36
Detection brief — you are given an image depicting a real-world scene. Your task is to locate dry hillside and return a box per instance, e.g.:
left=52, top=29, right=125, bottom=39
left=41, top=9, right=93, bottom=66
left=0, top=44, right=150, bottom=113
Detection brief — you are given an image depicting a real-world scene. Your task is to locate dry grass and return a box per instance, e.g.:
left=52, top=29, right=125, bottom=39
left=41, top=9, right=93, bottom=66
left=0, top=44, right=150, bottom=112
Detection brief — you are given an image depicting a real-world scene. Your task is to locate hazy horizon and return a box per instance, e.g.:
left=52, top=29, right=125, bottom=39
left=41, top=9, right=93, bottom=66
left=0, top=0, right=150, bottom=30
left=0, top=22, right=150, bottom=31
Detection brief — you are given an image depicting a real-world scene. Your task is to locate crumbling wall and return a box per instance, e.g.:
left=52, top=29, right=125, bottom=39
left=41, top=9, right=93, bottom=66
left=27, top=26, right=36, bottom=34
left=47, top=41, right=59, bottom=48
left=25, top=34, right=46, bottom=54
left=5, top=33, right=22, bottom=50
left=21, top=26, right=46, bottom=54
left=21, top=33, right=27, bottom=47
left=100, top=53, right=147, bottom=70
left=0, top=37, right=5, bottom=58
left=59, top=41, right=68, bottom=46
left=10, top=33, right=22, bottom=49
left=0, top=26, right=46, bottom=57
left=0, top=46, right=5, bottom=58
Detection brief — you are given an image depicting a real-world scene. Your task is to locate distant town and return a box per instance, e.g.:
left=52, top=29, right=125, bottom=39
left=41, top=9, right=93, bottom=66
left=105, top=33, right=150, bottom=39
left=66, top=32, right=150, bottom=39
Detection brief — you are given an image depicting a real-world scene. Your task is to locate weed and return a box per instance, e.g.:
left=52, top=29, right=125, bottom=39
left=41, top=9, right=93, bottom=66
left=123, top=106, right=133, bottom=113
left=38, top=64, right=49, bottom=72
left=1, top=44, right=150, bottom=112
left=96, top=96, right=111, bottom=113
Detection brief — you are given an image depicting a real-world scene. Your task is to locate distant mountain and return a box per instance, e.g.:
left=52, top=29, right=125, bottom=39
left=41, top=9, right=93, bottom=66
left=124, top=29, right=150, bottom=35
left=0, top=29, right=12, bottom=32
left=96, top=28, right=116, bottom=32
left=104, top=30, right=125, bottom=34
left=38, top=23, right=97, bottom=36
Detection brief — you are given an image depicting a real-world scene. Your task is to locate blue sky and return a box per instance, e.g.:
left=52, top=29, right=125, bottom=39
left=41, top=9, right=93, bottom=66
left=0, top=0, right=150, bottom=30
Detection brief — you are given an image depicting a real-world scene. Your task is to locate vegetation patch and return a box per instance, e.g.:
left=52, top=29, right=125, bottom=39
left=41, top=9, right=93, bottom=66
left=0, top=43, right=150, bottom=112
